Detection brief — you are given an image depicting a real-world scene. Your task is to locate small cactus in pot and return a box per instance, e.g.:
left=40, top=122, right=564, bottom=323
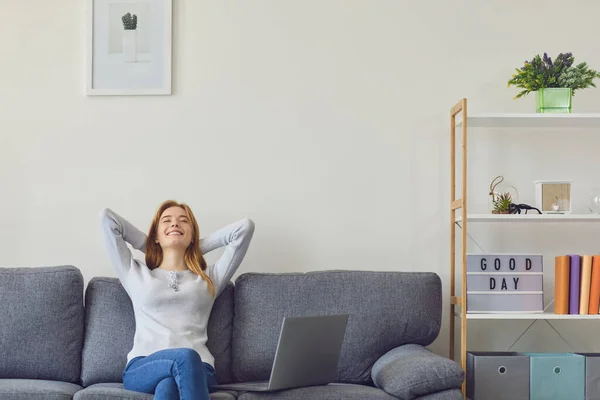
left=492, top=192, right=512, bottom=214
left=122, top=12, right=137, bottom=30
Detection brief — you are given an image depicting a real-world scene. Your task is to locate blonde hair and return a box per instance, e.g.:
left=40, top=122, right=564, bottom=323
left=145, top=200, right=215, bottom=296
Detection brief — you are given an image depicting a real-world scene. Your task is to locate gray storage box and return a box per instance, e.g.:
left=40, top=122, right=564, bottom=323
left=466, top=351, right=530, bottom=400
left=575, top=353, right=600, bottom=400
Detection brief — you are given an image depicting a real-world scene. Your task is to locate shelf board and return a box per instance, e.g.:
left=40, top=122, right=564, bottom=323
left=463, top=311, right=600, bottom=320
left=455, top=113, right=600, bottom=128
left=456, top=213, right=600, bottom=223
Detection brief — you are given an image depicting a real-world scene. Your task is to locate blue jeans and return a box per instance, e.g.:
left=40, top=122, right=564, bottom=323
left=122, top=348, right=216, bottom=400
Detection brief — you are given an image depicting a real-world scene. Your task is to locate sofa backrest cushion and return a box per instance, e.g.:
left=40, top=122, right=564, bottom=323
left=0, top=265, right=84, bottom=383
left=231, top=271, right=442, bottom=385
left=80, top=277, right=235, bottom=386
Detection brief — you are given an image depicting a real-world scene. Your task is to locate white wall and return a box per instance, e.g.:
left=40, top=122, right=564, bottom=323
left=3, top=0, right=600, bottom=358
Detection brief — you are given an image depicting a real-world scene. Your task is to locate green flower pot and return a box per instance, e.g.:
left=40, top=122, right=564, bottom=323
left=535, top=88, right=572, bottom=113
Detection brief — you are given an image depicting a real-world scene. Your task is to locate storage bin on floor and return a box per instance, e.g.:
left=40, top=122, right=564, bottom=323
left=525, top=352, right=585, bottom=400
left=574, top=352, right=600, bottom=400
left=466, top=351, right=529, bottom=400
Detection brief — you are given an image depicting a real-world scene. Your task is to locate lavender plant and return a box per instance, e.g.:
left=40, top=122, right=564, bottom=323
left=122, top=12, right=137, bottom=30
left=508, top=52, right=600, bottom=98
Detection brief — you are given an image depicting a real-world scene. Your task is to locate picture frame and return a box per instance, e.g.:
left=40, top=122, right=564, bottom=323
left=86, top=0, right=172, bottom=96
left=534, top=180, right=572, bottom=214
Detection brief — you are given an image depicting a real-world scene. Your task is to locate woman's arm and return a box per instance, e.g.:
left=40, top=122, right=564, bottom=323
left=99, top=208, right=148, bottom=283
left=201, top=217, right=255, bottom=295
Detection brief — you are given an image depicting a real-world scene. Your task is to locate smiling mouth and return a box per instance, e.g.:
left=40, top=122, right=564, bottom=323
left=167, top=232, right=183, bottom=236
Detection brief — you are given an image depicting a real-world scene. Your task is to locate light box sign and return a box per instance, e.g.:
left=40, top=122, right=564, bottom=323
left=466, top=254, right=544, bottom=313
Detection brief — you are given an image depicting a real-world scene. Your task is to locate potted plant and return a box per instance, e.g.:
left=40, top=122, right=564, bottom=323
left=507, top=52, right=600, bottom=113
left=492, top=192, right=512, bottom=214
left=121, top=12, right=138, bottom=63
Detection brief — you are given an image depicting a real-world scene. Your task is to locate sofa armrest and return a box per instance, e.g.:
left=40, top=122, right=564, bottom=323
left=371, top=344, right=464, bottom=400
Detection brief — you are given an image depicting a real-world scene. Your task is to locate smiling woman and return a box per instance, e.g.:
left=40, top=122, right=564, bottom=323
left=144, top=200, right=215, bottom=295
left=99, top=200, right=255, bottom=400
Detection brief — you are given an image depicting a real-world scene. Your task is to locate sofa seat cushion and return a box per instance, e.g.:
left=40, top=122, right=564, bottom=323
left=0, top=266, right=84, bottom=383
left=237, top=383, right=397, bottom=400
left=73, top=383, right=237, bottom=399
left=0, top=378, right=82, bottom=400
left=416, top=389, right=463, bottom=400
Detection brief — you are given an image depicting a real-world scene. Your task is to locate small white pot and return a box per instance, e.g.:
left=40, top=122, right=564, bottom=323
left=122, top=29, right=138, bottom=63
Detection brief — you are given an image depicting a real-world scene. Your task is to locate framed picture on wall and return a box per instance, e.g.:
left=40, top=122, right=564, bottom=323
left=86, top=0, right=172, bottom=95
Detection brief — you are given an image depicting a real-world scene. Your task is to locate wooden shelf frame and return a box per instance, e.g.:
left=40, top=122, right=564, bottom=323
left=449, top=98, right=468, bottom=398
left=448, top=104, right=600, bottom=400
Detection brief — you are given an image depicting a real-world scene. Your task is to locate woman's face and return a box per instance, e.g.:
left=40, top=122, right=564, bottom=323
left=156, top=206, right=193, bottom=250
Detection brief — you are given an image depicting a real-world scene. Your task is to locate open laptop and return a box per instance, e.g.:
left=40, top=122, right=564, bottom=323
left=211, top=313, right=349, bottom=392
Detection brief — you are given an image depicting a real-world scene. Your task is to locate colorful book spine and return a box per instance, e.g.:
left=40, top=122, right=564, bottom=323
left=569, top=254, right=581, bottom=314
left=554, top=255, right=570, bottom=314
left=589, top=255, right=600, bottom=314
left=580, top=255, right=593, bottom=314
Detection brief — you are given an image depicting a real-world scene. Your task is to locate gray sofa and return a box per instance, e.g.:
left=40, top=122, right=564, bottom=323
left=0, top=265, right=464, bottom=400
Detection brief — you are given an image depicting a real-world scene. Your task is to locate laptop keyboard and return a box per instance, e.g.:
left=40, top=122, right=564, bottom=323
left=238, top=382, right=269, bottom=388
left=225, top=381, right=269, bottom=389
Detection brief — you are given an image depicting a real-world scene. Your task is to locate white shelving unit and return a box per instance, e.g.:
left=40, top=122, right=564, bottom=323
left=465, top=312, right=600, bottom=320
left=457, top=214, right=600, bottom=223
left=455, top=113, right=600, bottom=128
left=449, top=100, right=600, bottom=399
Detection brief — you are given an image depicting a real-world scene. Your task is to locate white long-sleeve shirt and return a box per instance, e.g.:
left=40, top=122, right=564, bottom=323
left=99, top=207, right=255, bottom=367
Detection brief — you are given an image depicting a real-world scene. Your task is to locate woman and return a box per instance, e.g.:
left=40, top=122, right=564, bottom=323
left=99, top=200, right=255, bottom=400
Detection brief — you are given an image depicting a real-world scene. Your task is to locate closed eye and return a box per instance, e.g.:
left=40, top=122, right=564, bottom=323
left=162, top=217, right=188, bottom=223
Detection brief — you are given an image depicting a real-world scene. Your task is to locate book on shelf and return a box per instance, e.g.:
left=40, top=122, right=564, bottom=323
left=554, top=254, right=600, bottom=315
left=569, top=254, right=581, bottom=314
left=580, top=255, right=593, bottom=314
left=554, top=255, right=570, bottom=314
left=590, top=257, right=600, bottom=314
